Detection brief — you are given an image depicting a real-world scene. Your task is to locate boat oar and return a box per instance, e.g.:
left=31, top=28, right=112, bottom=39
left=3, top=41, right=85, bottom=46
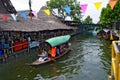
left=25, top=63, right=32, bottom=66
left=50, top=57, right=56, bottom=62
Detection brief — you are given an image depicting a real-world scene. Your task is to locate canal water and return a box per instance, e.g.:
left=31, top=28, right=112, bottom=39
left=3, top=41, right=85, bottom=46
left=0, top=32, right=111, bottom=80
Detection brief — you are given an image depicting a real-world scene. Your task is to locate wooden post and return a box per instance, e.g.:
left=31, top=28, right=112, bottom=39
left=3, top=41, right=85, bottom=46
left=28, top=41, right=30, bottom=53
left=28, top=46, right=30, bottom=53
left=3, top=49, right=7, bottom=63
left=11, top=40, right=14, bottom=56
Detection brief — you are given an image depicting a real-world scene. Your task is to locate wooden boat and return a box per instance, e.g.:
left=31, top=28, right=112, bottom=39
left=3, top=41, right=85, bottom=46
left=102, top=28, right=110, bottom=40
left=28, top=35, right=71, bottom=66
left=92, top=27, right=100, bottom=36
left=96, top=29, right=103, bottom=39
left=29, top=48, right=71, bottom=66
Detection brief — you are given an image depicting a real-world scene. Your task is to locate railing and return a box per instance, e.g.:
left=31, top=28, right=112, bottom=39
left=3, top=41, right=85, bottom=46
left=0, top=41, right=40, bottom=63
left=109, top=41, right=120, bottom=80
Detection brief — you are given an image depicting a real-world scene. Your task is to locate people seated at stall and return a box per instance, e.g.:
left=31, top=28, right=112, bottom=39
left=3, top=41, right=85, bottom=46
left=38, top=49, right=48, bottom=62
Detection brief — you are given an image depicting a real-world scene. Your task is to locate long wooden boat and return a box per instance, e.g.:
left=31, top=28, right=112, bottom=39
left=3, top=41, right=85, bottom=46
left=102, top=28, right=110, bottom=40
left=28, top=35, right=71, bottom=66
left=29, top=48, right=71, bottom=66
left=92, top=27, right=100, bottom=36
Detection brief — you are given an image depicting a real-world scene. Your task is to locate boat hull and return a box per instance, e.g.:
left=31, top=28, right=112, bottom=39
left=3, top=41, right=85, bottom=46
left=28, top=48, right=71, bottom=66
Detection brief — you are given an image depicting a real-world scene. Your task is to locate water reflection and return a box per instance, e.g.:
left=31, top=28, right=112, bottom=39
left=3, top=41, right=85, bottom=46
left=52, top=63, right=57, bottom=76
left=99, top=40, right=111, bottom=74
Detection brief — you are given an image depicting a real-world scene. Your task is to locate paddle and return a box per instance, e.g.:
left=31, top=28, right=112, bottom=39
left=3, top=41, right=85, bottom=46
left=25, top=63, right=32, bottom=66
left=50, top=57, right=56, bottom=62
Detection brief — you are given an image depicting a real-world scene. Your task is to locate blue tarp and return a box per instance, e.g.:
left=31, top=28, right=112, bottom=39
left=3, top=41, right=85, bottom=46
left=0, top=44, right=10, bottom=49
left=0, top=50, right=3, bottom=56
left=29, top=41, right=39, bottom=48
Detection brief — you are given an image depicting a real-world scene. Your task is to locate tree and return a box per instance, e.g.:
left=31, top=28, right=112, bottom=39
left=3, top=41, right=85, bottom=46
left=46, top=0, right=82, bottom=22
left=82, top=16, right=93, bottom=24
left=99, top=0, right=120, bottom=27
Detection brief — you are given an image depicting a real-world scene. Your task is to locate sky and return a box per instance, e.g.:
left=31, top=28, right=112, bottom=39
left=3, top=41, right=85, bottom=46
left=78, top=0, right=109, bottom=23
left=11, top=0, right=49, bottom=13
left=11, top=0, right=109, bottom=23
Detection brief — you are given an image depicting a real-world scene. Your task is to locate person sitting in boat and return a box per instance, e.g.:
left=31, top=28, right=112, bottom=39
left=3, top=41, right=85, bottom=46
left=38, top=49, right=48, bottom=62
left=56, top=46, right=60, bottom=56
left=48, top=47, right=57, bottom=58
left=60, top=44, right=67, bottom=53
left=51, top=47, right=57, bottom=57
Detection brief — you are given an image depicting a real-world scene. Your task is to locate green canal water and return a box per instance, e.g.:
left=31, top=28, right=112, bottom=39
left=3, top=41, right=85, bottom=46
left=0, top=32, right=111, bottom=80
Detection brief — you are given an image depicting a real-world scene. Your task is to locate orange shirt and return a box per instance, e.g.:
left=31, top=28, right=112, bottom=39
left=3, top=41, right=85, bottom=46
left=51, top=47, right=57, bottom=57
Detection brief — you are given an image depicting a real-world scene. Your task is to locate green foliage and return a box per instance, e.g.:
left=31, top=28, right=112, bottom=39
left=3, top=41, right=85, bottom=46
left=46, top=0, right=82, bottom=22
left=82, top=16, right=93, bottom=24
left=99, top=0, right=120, bottom=27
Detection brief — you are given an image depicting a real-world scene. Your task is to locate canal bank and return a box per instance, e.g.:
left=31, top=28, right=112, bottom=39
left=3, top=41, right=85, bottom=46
left=0, top=32, right=111, bottom=80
